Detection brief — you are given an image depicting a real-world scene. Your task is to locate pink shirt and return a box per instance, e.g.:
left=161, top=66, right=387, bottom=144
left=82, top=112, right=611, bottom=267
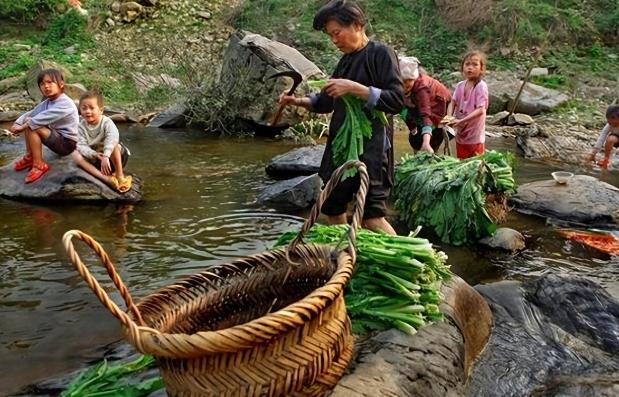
left=452, top=79, right=488, bottom=145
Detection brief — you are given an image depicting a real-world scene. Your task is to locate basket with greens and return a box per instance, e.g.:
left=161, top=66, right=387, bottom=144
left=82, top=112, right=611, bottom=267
left=394, top=151, right=516, bottom=246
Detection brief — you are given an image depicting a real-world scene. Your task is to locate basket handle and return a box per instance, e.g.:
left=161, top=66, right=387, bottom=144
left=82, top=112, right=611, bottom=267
left=288, top=160, right=369, bottom=262
left=62, top=230, right=146, bottom=328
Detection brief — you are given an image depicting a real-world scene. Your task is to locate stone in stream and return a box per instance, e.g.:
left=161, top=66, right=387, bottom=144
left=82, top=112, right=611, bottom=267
left=469, top=273, right=619, bottom=397
left=0, top=148, right=142, bottom=203
left=509, top=175, right=619, bottom=228
left=256, top=173, right=322, bottom=211
left=479, top=227, right=525, bottom=251
left=265, top=144, right=325, bottom=179
left=516, top=135, right=592, bottom=164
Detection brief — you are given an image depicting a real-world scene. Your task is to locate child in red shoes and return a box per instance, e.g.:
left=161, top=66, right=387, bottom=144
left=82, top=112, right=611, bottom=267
left=10, top=68, right=79, bottom=183
left=587, top=105, right=619, bottom=169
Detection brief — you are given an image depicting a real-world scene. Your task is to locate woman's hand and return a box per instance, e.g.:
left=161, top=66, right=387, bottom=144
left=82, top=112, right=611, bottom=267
left=419, top=143, right=434, bottom=154
left=278, top=92, right=298, bottom=106
left=324, top=79, right=361, bottom=98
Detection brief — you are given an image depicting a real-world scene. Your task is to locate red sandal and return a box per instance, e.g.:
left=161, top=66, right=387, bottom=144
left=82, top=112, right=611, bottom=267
left=597, top=158, right=610, bottom=169
left=14, top=155, right=33, bottom=171
left=25, top=163, right=50, bottom=184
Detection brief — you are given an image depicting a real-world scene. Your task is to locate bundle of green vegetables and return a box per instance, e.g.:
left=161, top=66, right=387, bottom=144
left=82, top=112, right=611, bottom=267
left=394, top=150, right=516, bottom=246
left=275, top=224, right=451, bottom=335
left=60, top=355, right=164, bottom=397
left=307, top=80, right=388, bottom=179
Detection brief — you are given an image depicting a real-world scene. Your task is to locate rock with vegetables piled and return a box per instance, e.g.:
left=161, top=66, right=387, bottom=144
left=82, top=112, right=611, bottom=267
left=276, top=224, right=451, bottom=335
left=394, top=151, right=516, bottom=246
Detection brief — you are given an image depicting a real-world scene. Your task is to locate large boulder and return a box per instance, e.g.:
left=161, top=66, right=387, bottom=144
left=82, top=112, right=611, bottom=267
left=146, top=103, right=187, bottom=128
left=330, top=276, right=493, bottom=397
left=265, top=144, right=325, bottom=179
left=216, top=31, right=325, bottom=129
left=0, top=149, right=142, bottom=203
left=256, top=173, right=322, bottom=211
left=468, top=273, right=619, bottom=397
left=484, top=71, right=570, bottom=115
left=510, top=175, right=619, bottom=228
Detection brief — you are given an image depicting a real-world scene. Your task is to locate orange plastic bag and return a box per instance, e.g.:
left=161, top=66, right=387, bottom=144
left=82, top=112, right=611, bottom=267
left=558, top=230, right=619, bottom=256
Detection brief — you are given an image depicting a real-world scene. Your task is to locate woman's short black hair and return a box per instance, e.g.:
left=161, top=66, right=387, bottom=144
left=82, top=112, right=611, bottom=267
left=313, top=0, right=367, bottom=31
left=606, top=104, right=619, bottom=119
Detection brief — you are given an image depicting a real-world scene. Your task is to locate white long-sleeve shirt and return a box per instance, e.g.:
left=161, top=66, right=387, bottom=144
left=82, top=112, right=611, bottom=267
left=76, top=115, right=120, bottom=159
left=15, top=93, right=79, bottom=141
left=593, top=123, right=619, bottom=153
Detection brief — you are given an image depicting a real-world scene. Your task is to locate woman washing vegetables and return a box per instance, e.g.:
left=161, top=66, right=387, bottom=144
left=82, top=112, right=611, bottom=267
left=278, top=0, right=403, bottom=235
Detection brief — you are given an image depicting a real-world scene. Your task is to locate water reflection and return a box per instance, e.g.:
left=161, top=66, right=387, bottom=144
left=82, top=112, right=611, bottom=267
left=0, top=127, right=617, bottom=395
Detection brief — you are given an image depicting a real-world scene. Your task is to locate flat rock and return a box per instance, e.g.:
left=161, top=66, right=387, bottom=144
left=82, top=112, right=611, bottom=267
left=0, top=111, right=22, bottom=122
left=265, top=144, right=325, bottom=179
left=469, top=273, right=619, bottom=397
left=0, top=148, right=142, bottom=203
left=256, top=173, right=322, bottom=211
left=516, top=135, right=593, bottom=165
left=146, top=103, right=187, bottom=128
left=509, top=175, right=619, bottom=228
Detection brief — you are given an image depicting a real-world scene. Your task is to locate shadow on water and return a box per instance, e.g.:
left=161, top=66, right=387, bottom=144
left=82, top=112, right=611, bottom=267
left=0, top=126, right=617, bottom=395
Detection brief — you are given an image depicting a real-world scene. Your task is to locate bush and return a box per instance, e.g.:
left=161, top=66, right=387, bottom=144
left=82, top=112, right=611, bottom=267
left=0, top=0, right=61, bottom=22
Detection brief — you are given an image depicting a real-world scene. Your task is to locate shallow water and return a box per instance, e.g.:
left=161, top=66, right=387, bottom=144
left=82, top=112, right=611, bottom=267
left=0, top=126, right=617, bottom=396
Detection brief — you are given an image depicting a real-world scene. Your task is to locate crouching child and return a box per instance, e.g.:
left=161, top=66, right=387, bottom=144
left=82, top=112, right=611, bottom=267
left=72, top=91, right=132, bottom=193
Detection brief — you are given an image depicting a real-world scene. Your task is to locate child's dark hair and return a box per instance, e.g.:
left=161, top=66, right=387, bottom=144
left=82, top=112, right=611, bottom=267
left=313, top=0, right=367, bottom=31
left=606, top=104, right=619, bottom=119
left=461, top=50, right=487, bottom=76
left=37, top=68, right=65, bottom=89
left=79, top=90, right=104, bottom=108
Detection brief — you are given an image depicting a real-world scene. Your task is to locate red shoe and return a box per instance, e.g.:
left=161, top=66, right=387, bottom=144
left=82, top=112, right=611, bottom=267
left=14, top=155, right=33, bottom=171
left=597, top=158, right=610, bottom=169
left=25, top=163, right=50, bottom=184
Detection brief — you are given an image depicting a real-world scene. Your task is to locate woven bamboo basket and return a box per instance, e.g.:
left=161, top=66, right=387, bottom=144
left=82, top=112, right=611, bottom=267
left=63, top=160, right=369, bottom=397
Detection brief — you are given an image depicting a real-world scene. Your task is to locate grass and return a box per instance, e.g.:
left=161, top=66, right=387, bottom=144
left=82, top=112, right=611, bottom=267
left=0, top=0, right=617, bottom=111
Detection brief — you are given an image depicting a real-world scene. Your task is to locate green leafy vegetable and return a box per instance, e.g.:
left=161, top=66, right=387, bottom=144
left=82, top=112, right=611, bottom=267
left=275, top=224, right=451, bottom=335
left=60, top=355, right=164, bottom=397
left=394, top=151, right=516, bottom=246
left=308, top=79, right=388, bottom=179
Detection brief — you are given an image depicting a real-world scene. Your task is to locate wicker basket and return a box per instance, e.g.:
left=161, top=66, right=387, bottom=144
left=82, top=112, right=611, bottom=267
left=63, top=161, right=369, bottom=397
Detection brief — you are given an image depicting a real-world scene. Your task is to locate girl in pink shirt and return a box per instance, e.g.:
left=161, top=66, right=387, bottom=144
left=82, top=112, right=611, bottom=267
left=447, top=51, right=489, bottom=159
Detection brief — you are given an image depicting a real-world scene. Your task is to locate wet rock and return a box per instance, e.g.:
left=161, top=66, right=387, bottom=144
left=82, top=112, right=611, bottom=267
left=146, top=103, right=187, bottom=128
left=510, top=175, right=619, bottom=228
left=216, top=31, right=325, bottom=130
left=479, top=227, right=525, bottom=251
left=0, top=148, right=142, bottom=203
left=469, top=273, right=619, bottom=397
left=331, top=276, right=493, bottom=397
left=265, top=144, right=324, bottom=179
left=256, top=173, right=322, bottom=211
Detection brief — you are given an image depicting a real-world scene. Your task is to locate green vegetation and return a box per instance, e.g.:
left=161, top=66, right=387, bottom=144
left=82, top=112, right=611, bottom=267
left=0, top=0, right=617, bottom=111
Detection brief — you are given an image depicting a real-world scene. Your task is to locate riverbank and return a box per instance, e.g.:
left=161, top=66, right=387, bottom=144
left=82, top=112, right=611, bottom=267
left=1, top=1, right=617, bottom=133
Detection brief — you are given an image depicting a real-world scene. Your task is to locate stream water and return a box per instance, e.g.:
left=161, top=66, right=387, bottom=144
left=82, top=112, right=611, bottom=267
left=0, top=126, right=617, bottom=396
